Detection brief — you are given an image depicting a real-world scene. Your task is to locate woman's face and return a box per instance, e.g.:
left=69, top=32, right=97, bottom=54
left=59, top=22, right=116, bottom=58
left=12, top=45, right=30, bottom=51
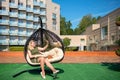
left=31, top=41, right=36, bottom=47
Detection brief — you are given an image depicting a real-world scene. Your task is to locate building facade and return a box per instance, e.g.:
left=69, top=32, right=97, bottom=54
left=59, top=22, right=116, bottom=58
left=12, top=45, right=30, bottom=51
left=83, top=8, right=120, bottom=51
left=0, top=0, right=60, bottom=51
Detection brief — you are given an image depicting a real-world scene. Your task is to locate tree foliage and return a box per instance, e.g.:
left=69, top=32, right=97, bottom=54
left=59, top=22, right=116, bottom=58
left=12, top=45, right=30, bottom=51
left=60, top=15, right=101, bottom=35
left=60, top=16, right=74, bottom=35
left=63, top=37, right=71, bottom=48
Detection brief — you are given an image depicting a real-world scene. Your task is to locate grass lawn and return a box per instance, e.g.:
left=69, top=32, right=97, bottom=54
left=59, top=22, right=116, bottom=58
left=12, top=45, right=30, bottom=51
left=0, top=63, right=120, bottom=80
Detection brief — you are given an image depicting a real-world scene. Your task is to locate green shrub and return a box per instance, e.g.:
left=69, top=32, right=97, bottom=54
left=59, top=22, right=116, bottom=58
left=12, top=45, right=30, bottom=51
left=9, top=46, right=24, bottom=51
left=115, top=49, right=120, bottom=56
left=65, top=47, right=78, bottom=51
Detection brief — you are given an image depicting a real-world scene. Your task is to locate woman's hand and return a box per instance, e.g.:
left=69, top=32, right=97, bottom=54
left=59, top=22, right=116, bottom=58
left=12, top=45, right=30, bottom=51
left=45, top=40, right=49, bottom=44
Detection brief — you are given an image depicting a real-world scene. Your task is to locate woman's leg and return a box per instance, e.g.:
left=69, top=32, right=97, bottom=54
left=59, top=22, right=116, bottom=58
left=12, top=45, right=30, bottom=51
left=38, top=57, right=45, bottom=76
left=44, top=58, right=56, bottom=72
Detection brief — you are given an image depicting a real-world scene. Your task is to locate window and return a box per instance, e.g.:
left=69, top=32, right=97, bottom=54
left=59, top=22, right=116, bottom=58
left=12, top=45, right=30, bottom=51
left=10, top=18, right=16, bottom=22
left=19, top=19, right=24, bottom=23
left=26, top=5, right=31, bottom=8
left=101, top=26, right=108, bottom=40
left=52, top=13, right=56, bottom=19
left=80, top=39, right=85, bottom=43
left=18, top=2, right=23, bottom=6
left=10, top=0, right=15, bottom=3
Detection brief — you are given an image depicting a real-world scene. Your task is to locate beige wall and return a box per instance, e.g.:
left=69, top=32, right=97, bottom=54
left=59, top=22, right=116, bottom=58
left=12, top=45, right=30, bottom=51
left=46, top=0, right=60, bottom=35
left=60, top=35, right=87, bottom=47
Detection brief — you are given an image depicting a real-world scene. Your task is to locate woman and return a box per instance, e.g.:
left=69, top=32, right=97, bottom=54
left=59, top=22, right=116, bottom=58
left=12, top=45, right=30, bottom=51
left=27, top=40, right=60, bottom=79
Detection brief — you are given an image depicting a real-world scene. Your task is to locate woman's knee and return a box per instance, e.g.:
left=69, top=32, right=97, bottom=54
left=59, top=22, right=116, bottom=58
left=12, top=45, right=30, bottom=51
left=38, top=57, right=45, bottom=62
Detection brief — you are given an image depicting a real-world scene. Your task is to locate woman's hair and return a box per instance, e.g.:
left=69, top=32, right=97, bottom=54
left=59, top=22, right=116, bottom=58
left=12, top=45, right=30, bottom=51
left=28, top=40, right=35, bottom=49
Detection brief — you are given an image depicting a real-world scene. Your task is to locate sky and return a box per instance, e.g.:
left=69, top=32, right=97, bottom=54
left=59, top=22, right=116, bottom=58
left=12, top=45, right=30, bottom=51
left=53, top=0, right=120, bottom=29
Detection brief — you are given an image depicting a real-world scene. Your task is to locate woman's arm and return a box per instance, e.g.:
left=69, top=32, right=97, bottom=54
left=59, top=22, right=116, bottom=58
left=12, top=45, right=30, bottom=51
left=27, top=50, right=46, bottom=58
left=52, top=41, right=62, bottom=47
left=38, top=40, right=49, bottom=51
left=27, top=50, right=36, bottom=58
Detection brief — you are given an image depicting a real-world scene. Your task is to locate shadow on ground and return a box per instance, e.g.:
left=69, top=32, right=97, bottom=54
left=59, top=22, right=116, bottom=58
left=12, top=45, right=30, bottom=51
left=101, top=62, right=120, bottom=72
left=13, top=67, right=64, bottom=78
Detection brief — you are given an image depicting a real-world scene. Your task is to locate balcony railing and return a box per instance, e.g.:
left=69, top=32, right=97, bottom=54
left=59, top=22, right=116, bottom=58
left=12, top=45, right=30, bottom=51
left=18, top=23, right=26, bottom=27
left=9, top=12, right=18, bottom=17
left=9, top=21, right=18, bottom=26
left=9, top=31, right=18, bottom=35
left=26, top=8, right=33, bottom=12
left=0, top=30, right=9, bottom=35
left=33, top=10, right=40, bottom=14
left=18, top=14, right=26, bottom=19
left=0, top=40, right=9, bottom=45
left=9, top=40, right=18, bottom=45
left=26, top=24, right=33, bottom=28
left=40, top=3, right=46, bottom=8
left=33, top=17, right=39, bottom=22
left=0, top=20, right=9, bottom=25
left=40, top=11, right=46, bottom=15
left=18, top=40, right=26, bottom=45
left=34, top=1, right=40, bottom=6
left=42, top=19, right=46, bottom=23
left=26, top=16, right=33, bottom=21
left=18, top=32, right=26, bottom=36
left=0, top=10, right=9, bottom=15
left=9, top=3, right=18, bottom=8
left=18, top=5, right=26, bottom=10
left=26, top=32, right=33, bottom=36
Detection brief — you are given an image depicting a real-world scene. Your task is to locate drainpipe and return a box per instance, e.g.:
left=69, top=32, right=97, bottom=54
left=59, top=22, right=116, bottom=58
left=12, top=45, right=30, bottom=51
left=108, top=16, right=110, bottom=43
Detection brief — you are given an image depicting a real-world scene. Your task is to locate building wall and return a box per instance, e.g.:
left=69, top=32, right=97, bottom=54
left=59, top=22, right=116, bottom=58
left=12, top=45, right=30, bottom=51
left=83, top=8, right=120, bottom=51
left=60, top=35, right=87, bottom=50
left=0, top=0, right=60, bottom=51
left=46, top=0, right=60, bottom=35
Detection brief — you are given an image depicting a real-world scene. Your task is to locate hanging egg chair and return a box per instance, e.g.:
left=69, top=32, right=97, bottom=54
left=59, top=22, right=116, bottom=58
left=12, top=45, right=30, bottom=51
left=24, top=16, right=65, bottom=66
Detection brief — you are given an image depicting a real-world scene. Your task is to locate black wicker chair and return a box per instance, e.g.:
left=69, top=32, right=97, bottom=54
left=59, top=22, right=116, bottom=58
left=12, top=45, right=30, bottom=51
left=24, top=16, right=64, bottom=66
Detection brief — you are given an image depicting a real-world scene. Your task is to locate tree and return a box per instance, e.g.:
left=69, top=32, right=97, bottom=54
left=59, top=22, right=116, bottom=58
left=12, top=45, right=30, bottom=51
left=60, top=16, right=67, bottom=35
left=63, top=37, right=71, bottom=48
left=74, top=14, right=101, bottom=35
left=60, top=16, right=74, bottom=35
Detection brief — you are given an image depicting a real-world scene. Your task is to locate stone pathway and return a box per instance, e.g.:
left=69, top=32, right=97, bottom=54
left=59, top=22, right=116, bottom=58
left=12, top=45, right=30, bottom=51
left=0, top=51, right=120, bottom=63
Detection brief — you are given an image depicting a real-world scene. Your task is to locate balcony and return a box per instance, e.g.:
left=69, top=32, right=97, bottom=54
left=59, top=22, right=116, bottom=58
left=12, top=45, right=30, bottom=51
left=9, top=3, right=18, bottom=8
left=33, top=1, right=40, bottom=7
left=33, top=10, right=40, bottom=14
left=26, top=16, right=33, bottom=21
left=26, top=8, right=33, bottom=12
left=0, top=20, right=9, bottom=25
left=9, top=31, right=18, bottom=35
left=52, top=15, right=56, bottom=20
left=0, top=10, right=9, bottom=15
left=9, top=21, right=18, bottom=26
left=33, top=17, right=39, bottom=22
left=9, top=40, right=18, bottom=45
left=18, top=23, right=26, bottom=28
left=40, top=3, right=46, bottom=8
left=33, top=25, right=39, bottom=29
left=26, top=24, right=33, bottom=28
left=0, top=40, right=9, bottom=45
left=9, top=12, right=18, bottom=17
left=18, top=14, right=26, bottom=19
left=26, top=32, right=33, bottom=36
left=40, top=11, right=46, bottom=15
left=18, top=5, right=26, bottom=10
left=42, top=19, right=46, bottom=23
left=18, top=32, right=26, bottom=36
left=18, top=40, right=26, bottom=45
left=0, top=30, right=9, bottom=35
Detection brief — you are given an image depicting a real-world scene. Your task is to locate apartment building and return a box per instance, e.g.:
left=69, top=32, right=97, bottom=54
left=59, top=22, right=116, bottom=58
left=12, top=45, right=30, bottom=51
left=0, top=0, right=60, bottom=51
left=83, top=8, right=120, bottom=51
